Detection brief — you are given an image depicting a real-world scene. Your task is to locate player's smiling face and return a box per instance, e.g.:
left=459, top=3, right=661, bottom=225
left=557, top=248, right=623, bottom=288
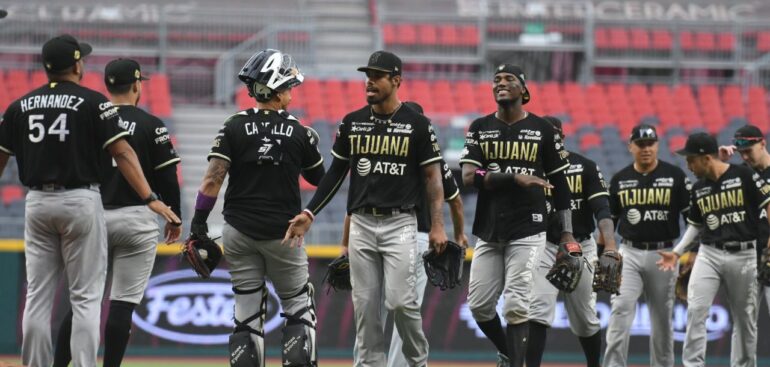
left=364, top=70, right=399, bottom=105
left=492, top=72, right=522, bottom=104
left=629, top=139, right=658, bottom=166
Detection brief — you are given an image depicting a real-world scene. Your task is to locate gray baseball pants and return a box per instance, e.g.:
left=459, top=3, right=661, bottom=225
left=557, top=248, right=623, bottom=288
left=105, top=205, right=159, bottom=304
left=683, top=243, right=758, bottom=367
left=604, top=243, right=676, bottom=367
left=349, top=212, right=428, bottom=367
left=467, top=232, right=544, bottom=325
left=529, top=237, right=600, bottom=337
left=22, top=188, right=107, bottom=367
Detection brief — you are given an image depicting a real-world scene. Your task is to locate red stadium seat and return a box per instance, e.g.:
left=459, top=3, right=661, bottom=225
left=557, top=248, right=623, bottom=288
left=457, top=25, right=479, bottom=47
left=594, top=28, right=610, bottom=49
left=1, top=184, right=24, bottom=206
left=417, top=24, right=439, bottom=46
left=679, top=31, right=695, bottom=51
left=608, top=28, right=630, bottom=49
left=651, top=30, right=672, bottom=50
left=694, top=32, right=716, bottom=51
left=396, top=24, right=418, bottom=46
left=757, top=32, right=770, bottom=53
left=630, top=28, right=650, bottom=50
left=579, top=133, right=602, bottom=151
left=382, top=24, right=397, bottom=45
left=438, top=24, right=459, bottom=46
left=716, top=33, right=735, bottom=52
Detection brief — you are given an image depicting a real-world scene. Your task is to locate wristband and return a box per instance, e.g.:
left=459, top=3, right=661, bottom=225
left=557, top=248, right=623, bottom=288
left=473, top=169, right=487, bottom=190
left=195, top=191, right=217, bottom=211
left=302, top=209, right=315, bottom=221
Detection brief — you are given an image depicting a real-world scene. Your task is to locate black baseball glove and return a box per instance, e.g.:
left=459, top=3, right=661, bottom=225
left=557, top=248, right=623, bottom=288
left=181, top=233, right=222, bottom=279
left=593, top=249, right=623, bottom=295
left=423, top=241, right=465, bottom=291
left=759, top=247, right=770, bottom=287
left=546, top=242, right=584, bottom=293
left=323, top=255, right=352, bottom=293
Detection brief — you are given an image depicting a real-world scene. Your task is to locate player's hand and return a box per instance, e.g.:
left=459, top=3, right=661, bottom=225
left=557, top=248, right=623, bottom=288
left=429, top=226, right=449, bottom=254
left=514, top=174, right=554, bottom=189
left=148, top=200, right=181, bottom=226
left=656, top=250, right=679, bottom=271
left=163, top=222, right=182, bottom=244
left=455, top=233, right=469, bottom=248
left=718, top=145, right=736, bottom=162
left=283, top=213, right=313, bottom=248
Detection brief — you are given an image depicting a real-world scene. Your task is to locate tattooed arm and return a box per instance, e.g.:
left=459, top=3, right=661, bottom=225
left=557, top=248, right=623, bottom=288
left=199, top=157, right=230, bottom=197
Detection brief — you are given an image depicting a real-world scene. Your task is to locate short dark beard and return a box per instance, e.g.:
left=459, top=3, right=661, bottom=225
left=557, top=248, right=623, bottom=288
left=367, top=91, right=390, bottom=105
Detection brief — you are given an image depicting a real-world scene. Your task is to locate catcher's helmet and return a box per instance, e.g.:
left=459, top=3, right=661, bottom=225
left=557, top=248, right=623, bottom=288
left=239, top=49, right=304, bottom=102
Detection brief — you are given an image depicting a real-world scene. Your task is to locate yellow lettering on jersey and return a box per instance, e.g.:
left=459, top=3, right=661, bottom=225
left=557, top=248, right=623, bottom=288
left=618, top=188, right=671, bottom=207
left=567, top=175, right=583, bottom=194
left=480, top=141, right=538, bottom=162
left=760, top=184, right=770, bottom=196
left=696, top=189, right=744, bottom=215
left=350, top=135, right=410, bottom=157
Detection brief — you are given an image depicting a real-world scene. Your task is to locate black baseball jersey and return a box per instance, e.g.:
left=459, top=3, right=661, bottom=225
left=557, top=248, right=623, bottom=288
left=416, top=160, right=460, bottom=233
left=459, top=112, right=570, bottom=242
left=332, top=105, right=442, bottom=212
left=609, top=160, right=690, bottom=242
left=546, top=152, right=609, bottom=244
left=208, top=108, right=323, bottom=241
left=756, top=167, right=770, bottom=247
left=0, top=81, right=128, bottom=187
left=688, top=164, right=770, bottom=243
left=100, top=105, right=180, bottom=208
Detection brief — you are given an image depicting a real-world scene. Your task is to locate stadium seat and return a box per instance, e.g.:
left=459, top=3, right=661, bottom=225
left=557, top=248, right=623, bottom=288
left=1, top=184, right=24, bottom=206
left=630, top=28, right=650, bottom=50
left=651, top=30, right=673, bottom=50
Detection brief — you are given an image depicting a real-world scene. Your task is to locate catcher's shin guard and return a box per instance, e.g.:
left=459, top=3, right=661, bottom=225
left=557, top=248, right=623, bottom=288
left=230, top=286, right=267, bottom=367
left=280, top=283, right=317, bottom=367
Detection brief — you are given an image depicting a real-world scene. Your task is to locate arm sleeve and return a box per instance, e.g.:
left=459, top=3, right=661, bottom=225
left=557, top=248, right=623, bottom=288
left=207, top=120, right=233, bottom=163
left=330, top=119, right=351, bottom=161
left=584, top=161, right=610, bottom=201
left=93, top=97, right=129, bottom=150
left=550, top=169, right=571, bottom=211
left=149, top=118, right=181, bottom=170
left=458, top=120, right=484, bottom=168
left=673, top=224, right=702, bottom=256
left=440, top=161, right=460, bottom=201
left=542, top=124, right=570, bottom=176
left=415, top=119, right=442, bottom=166
left=686, top=185, right=704, bottom=227
left=609, top=175, right=621, bottom=219
left=300, top=126, right=324, bottom=170
left=305, top=156, right=350, bottom=215
left=0, top=107, right=16, bottom=155
left=153, top=164, right=181, bottom=218
left=752, top=172, right=770, bottom=210
left=589, top=195, right=612, bottom=222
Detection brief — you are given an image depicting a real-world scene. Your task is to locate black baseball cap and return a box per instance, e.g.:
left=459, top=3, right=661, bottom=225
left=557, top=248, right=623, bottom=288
left=494, top=64, right=530, bottom=104
left=629, top=124, right=658, bottom=143
left=105, top=58, right=149, bottom=86
left=42, top=34, right=92, bottom=72
left=733, top=125, right=765, bottom=150
left=676, top=132, right=718, bottom=156
left=543, top=115, right=564, bottom=137
left=357, top=50, right=402, bottom=76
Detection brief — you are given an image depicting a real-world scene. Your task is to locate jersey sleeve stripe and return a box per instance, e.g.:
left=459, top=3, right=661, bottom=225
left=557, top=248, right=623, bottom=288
left=445, top=188, right=460, bottom=202
left=686, top=218, right=703, bottom=226
left=101, top=131, right=130, bottom=149
left=302, top=158, right=324, bottom=170
left=587, top=192, right=609, bottom=200
left=680, top=206, right=690, bottom=213
left=0, top=145, right=13, bottom=155
left=758, top=197, right=770, bottom=210
left=545, top=162, right=570, bottom=176
left=419, top=156, right=443, bottom=166
left=154, top=157, right=181, bottom=170
left=207, top=152, right=231, bottom=162
left=310, top=172, right=346, bottom=214
left=458, top=158, right=483, bottom=167
left=330, top=150, right=349, bottom=161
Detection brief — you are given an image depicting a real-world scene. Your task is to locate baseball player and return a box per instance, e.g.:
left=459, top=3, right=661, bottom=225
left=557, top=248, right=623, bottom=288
left=459, top=64, right=575, bottom=367
left=526, top=116, right=616, bottom=367
left=343, top=101, right=467, bottom=367
left=658, top=132, right=770, bottom=367
left=0, top=34, right=179, bottom=367
left=284, top=50, right=448, bottom=367
left=51, top=58, right=182, bottom=367
left=189, top=49, right=324, bottom=367
left=717, top=125, right=770, bottom=318
left=603, top=124, right=689, bottom=367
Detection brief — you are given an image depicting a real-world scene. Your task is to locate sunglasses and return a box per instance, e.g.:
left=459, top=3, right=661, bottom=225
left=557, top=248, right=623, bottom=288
left=734, top=137, right=763, bottom=148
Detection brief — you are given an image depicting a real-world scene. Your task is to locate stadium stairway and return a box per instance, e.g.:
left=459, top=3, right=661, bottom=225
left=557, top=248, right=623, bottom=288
left=308, top=0, right=375, bottom=75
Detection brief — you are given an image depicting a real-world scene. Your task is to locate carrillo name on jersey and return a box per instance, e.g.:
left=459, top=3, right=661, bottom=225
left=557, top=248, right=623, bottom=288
left=244, top=121, right=294, bottom=137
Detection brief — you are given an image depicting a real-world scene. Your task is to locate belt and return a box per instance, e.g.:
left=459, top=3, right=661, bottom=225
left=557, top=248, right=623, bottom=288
left=29, top=183, right=94, bottom=192
left=353, top=207, right=414, bottom=217
left=622, top=239, right=673, bottom=250
left=703, top=240, right=755, bottom=252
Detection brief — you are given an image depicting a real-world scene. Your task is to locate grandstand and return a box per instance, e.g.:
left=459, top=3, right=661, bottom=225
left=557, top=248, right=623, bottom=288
left=1, top=0, right=770, bottom=244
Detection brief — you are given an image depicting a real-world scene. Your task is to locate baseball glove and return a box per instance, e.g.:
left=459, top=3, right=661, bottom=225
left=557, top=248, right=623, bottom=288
left=758, top=247, right=770, bottom=287
left=323, top=255, right=352, bottom=293
left=181, top=234, right=222, bottom=279
left=547, top=242, right=584, bottom=293
left=593, top=249, right=623, bottom=295
left=423, top=241, right=465, bottom=291
left=675, top=252, right=696, bottom=303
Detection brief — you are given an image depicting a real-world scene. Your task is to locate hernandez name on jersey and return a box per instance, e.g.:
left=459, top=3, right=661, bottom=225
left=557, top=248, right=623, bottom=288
left=610, top=160, right=690, bottom=242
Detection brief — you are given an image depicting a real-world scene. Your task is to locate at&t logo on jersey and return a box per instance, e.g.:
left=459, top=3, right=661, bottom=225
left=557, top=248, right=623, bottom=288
left=356, top=157, right=371, bottom=176
left=132, top=270, right=283, bottom=345
left=626, top=208, right=670, bottom=224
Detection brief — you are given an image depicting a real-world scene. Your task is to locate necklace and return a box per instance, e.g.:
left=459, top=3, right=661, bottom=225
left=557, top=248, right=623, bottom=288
left=369, top=103, right=403, bottom=124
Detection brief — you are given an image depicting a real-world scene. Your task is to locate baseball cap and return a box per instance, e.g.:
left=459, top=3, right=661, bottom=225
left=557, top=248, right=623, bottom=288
left=733, top=125, right=765, bottom=150
left=42, top=34, right=92, bottom=72
left=629, top=124, right=658, bottom=143
left=676, top=132, right=718, bottom=156
left=542, top=115, right=564, bottom=137
left=104, top=58, right=149, bottom=86
left=357, top=51, right=402, bottom=76
left=494, top=64, right=530, bottom=104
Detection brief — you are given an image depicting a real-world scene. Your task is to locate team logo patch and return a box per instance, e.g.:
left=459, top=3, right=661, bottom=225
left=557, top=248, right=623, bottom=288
left=627, top=209, right=641, bottom=225
left=356, top=158, right=371, bottom=176
left=74, top=50, right=80, bottom=60
left=706, top=214, right=720, bottom=230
